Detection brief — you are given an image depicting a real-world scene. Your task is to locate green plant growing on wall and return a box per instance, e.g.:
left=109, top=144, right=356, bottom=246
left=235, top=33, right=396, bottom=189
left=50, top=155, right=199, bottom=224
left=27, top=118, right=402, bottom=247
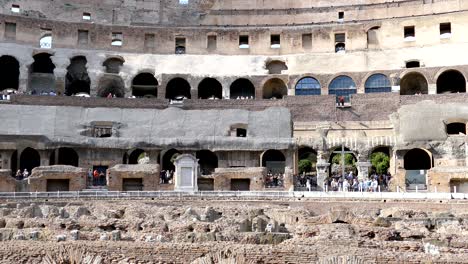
left=371, top=152, right=390, bottom=175
left=298, top=159, right=313, bottom=174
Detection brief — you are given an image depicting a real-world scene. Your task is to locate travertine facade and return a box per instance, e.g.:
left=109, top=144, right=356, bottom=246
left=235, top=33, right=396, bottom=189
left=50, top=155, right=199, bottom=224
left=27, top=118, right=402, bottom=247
left=0, top=0, right=467, bottom=192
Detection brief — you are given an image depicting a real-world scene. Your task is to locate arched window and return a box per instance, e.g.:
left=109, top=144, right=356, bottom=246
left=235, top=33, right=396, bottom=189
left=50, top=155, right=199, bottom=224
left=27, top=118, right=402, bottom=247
left=198, top=78, right=222, bottom=99
left=196, top=150, right=218, bottom=175
left=66, top=56, right=90, bottom=96
left=329, top=76, right=356, bottom=102
left=295, top=77, right=321, bottom=96
left=97, top=75, right=125, bottom=98
left=20, top=148, right=40, bottom=173
left=39, top=34, right=52, bottom=49
left=261, top=150, right=286, bottom=174
left=365, top=74, right=391, bottom=93
left=103, top=58, right=124, bottom=74
left=29, top=53, right=56, bottom=94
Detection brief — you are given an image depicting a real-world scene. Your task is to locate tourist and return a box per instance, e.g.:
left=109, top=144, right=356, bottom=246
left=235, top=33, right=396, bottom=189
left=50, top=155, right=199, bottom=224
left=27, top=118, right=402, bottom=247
left=358, top=179, right=365, bottom=192
left=15, top=169, right=22, bottom=180
left=107, top=93, right=113, bottom=98
left=371, top=178, right=379, bottom=192
left=160, top=170, right=166, bottom=184
left=342, top=178, right=349, bottom=192
left=338, top=96, right=345, bottom=106
left=306, top=178, right=311, bottom=192
left=93, top=169, right=99, bottom=186
left=331, top=178, right=338, bottom=191
left=352, top=178, right=359, bottom=192
left=23, top=169, right=29, bottom=178
left=98, top=171, right=105, bottom=186
left=87, top=169, right=93, bottom=186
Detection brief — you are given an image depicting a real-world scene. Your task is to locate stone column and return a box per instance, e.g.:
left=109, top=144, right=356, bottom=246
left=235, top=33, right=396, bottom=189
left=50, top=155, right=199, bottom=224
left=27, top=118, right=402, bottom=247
left=18, top=64, right=30, bottom=93
left=316, top=151, right=330, bottom=191
left=428, top=83, right=437, bottom=95
left=38, top=150, right=52, bottom=167
left=147, top=150, right=160, bottom=164
left=283, top=167, right=294, bottom=191
left=356, top=161, right=372, bottom=181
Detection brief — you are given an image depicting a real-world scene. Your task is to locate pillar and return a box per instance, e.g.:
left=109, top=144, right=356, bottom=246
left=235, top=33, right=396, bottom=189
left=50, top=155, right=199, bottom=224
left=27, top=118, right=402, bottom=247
left=356, top=161, right=372, bottom=181
left=428, top=83, right=437, bottom=95
left=315, top=151, right=330, bottom=191
left=38, top=150, right=52, bottom=167
left=283, top=167, right=294, bottom=191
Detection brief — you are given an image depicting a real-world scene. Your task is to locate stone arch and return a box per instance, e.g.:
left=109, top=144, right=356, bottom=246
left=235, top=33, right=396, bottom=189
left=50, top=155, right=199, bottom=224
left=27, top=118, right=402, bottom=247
left=404, top=148, right=432, bottom=170
left=230, top=78, right=255, bottom=99
left=29, top=53, right=56, bottom=94
left=50, top=147, right=79, bottom=167
left=132, top=73, right=158, bottom=98
left=166, top=77, right=191, bottom=99
left=365, top=74, right=391, bottom=93
left=295, top=77, right=321, bottom=96
left=328, top=75, right=357, bottom=102
left=328, top=146, right=357, bottom=177
left=400, top=72, right=428, bottom=95
left=436, top=70, right=466, bottom=94
left=261, top=150, right=286, bottom=173
left=162, top=149, right=181, bottom=171
left=97, top=75, right=125, bottom=97
left=103, top=57, right=124, bottom=74
left=198, top=78, right=222, bottom=99
left=127, top=149, right=147, bottom=164
left=65, top=56, right=91, bottom=96
left=196, top=150, right=218, bottom=175
left=262, top=78, right=287, bottom=99
left=266, top=60, right=288, bottom=74
left=0, top=55, right=19, bottom=91
left=19, top=147, right=40, bottom=173
left=298, top=147, right=317, bottom=173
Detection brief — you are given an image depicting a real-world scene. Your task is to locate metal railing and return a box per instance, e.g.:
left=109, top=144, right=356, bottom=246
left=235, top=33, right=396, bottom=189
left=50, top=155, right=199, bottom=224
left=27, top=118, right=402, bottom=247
left=0, top=190, right=466, bottom=200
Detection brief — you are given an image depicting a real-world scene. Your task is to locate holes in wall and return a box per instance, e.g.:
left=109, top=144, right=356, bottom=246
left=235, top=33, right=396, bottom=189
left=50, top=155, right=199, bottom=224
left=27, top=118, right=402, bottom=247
left=446, top=123, right=466, bottom=136
left=404, top=26, right=415, bottom=41
left=111, top=32, right=123, bottom=46
left=11, top=4, right=20, bottom=13
left=334, top=33, right=345, bottom=53
left=207, top=35, right=217, bottom=50
left=270, top=34, right=280, bottom=49
left=239, top=35, right=249, bottom=49
left=302, top=33, right=312, bottom=49
left=82, top=12, right=91, bottom=20
left=179, top=0, right=188, bottom=4
left=78, top=30, right=89, bottom=45
left=175, top=37, right=186, bottom=54
left=4, top=22, right=16, bottom=40
left=440, top=23, right=451, bottom=39
left=406, top=60, right=420, bottom=68
left=338, top=11, right=344, bottom=22
left=39, top=29, right=52, bottom=49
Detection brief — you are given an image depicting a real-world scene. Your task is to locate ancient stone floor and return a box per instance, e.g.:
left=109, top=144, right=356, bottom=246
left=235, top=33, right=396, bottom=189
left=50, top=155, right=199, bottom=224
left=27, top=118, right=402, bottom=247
left=0, top=198, right=467, bottom=263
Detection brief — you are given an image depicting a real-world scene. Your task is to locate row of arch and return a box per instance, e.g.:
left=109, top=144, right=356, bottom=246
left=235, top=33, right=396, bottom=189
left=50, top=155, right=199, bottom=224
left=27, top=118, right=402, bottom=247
left=1, top=54, right=466, bottom=99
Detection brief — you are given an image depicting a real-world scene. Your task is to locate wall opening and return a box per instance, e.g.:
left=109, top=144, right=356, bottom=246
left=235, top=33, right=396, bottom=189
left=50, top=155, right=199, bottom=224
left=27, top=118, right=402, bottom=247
left=298, top=147, right=317, bottom=174
left=302, top=33, right=312, bottom=49
left=50, top=147, right=79, bottom=167
left=0, top=55, right=19, bottom=92
left=446, top=123, right=466, bottom=135
left=29, top=53, right=56, bottom=94
left=437, top=70, right=466, bottom=94
left=266, top=60, right=287, bottom=74
left=230, top=79, right=255, bottom=99
left=263, top=78, right=287, bottom=99
left=97, top=75, right=125, bottom=97
left=400, top=72, right=428, bottom=95
left=162, top=149, right=181, bottom=171
left=406, top=61, right=420, bottom=68
left=175, top=37, right=186, bottom=54
left=166, top=77, right=191, bottom=99
left=207, top=35, right=217, bottom=50
left=128, top=149, right=147, bottom=164
left=103, top=58, right=124, bottom=74
left=47, top=179, right=70, bottom=192
left=261, top=150, right=286, bottom=174
left=123, top=178, right=143, bottom=191
left=367, top=26, right=380, bottom=48
left=198, top=78, right=222, bottom=99
left=196, top=150, right=218, bottom=175
left=66, top=56, right=90, bottom=96
left=20, top=148, right=40, bottom=173
left=404, top=148, right=431, bottom=190
left=132, top=73, right=158, bottom=98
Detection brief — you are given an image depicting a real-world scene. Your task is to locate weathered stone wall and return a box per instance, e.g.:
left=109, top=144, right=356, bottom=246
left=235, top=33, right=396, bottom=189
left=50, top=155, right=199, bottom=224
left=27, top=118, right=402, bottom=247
left=213, top=167, right=266, bottom=191
left=0, top=170, right=16, bottom=192
left=107, top=164, right=164, bottom=191
left=27, top=165, right=86, bottom=192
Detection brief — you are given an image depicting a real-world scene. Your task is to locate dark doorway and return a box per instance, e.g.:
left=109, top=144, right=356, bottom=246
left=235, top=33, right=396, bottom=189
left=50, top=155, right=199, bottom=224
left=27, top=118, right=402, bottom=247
left=162, top=149, right=181, bottom=171
left=262, top=150, right=286, bottom=174
left=123, top=178, right=143, bottom=191
left=404, top=149, right=432, bottom=170
left=19, top=148, right=40, bottom=173
left=92, top=165, right=108, bottom=186
left=447, top=123, right=466, bottom=135
left=230, top=79, right=255, bottom=99
left=65, top=56, right=91, bottom=96
left=196, top=150, right=218, bottom=175
left=47, top=179, right=70, bottom=192
left=0, top=55, right=19, bottom=91
left=231, top=179, right=250, bottom=191
left=400, top=72, right=428, bottom=95
left=198, top=78, right=222, bottom=99
left=166, top=78, right=191, bottom=99
left=132, top=73, right=158, bottom=98
left=51, top=147, right=79, bottom=167
left=437, top=70, right=466, bottom=94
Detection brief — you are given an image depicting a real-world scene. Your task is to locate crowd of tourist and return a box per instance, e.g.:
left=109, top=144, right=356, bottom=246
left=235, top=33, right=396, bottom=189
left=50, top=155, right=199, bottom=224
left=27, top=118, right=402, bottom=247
left=14, top=169, right=29, bottom=180
left=160, top=170, right=174, bottom=184
left=296, top=171, right=392, bottom=192
left=264, top=171, right=285, bottom=188
left=0, top=89, right=18, bottom=100
left=87, top=169, right=107, bottom=186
